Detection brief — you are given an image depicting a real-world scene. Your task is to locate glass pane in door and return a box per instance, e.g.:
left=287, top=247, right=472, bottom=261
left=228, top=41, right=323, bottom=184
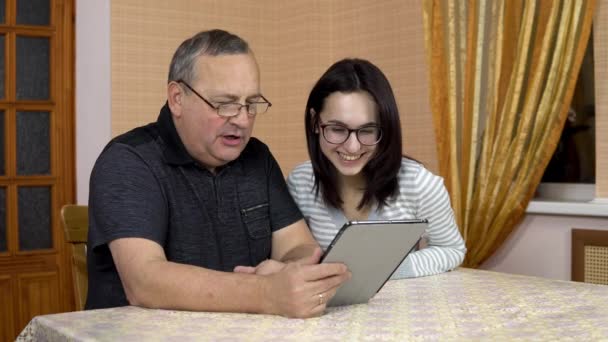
left=17, top=0, right=50, bottom=26
left=18, top=186, right=52, bottom=250
left=16, top=36, right=50, bottom=100
left=0, top=110, right=4, bottom=175
left=0, top=34, right=4, bottom=98
left=0, top=187, right=5, bottom=252
left=16, top=111, right=50, bottom=175
left=0, top=0, right=5, bottom=24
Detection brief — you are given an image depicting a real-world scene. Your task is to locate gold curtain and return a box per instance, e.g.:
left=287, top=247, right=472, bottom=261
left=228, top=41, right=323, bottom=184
left=423, top=0, right=596, bottom=268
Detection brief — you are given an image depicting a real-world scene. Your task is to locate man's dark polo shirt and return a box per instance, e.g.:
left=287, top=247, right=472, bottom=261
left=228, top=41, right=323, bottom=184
left=85, top=103, right=303, bottom=309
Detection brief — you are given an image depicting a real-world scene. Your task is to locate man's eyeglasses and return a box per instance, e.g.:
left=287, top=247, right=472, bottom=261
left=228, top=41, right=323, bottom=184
left=177, top=80, right=272, bottom=117
left=319, top=122, right=382, bottom=146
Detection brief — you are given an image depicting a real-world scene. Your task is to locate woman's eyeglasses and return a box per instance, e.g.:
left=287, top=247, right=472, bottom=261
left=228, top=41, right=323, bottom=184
left=319, top=123, right=382, bottom=146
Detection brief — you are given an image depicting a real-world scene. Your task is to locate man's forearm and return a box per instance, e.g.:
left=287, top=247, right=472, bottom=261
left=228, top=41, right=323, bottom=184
left=125, top=260, right=270, bottom=313
left=120, top=245, right=350, bottom=318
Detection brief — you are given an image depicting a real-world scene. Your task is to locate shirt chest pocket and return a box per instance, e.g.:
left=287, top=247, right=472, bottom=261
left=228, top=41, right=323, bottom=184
left=241, top=202, right=272, bottom=263
left=241, top=203, right=271, bottom=239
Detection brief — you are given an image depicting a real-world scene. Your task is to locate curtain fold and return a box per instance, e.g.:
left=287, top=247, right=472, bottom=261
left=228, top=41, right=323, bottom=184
left=423, top=0, right=596, bottom=268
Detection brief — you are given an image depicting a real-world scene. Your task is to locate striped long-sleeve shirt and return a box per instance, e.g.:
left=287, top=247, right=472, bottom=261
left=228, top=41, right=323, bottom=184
left=287, top=158, right=466, bottom=278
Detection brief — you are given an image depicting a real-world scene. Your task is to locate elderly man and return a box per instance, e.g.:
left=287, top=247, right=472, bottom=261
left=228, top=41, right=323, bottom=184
left=86, top=29, right=350, bottom=318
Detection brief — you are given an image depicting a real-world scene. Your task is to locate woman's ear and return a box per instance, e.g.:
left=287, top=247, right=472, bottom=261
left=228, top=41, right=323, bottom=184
left=310, top=108, right=319, bottom=133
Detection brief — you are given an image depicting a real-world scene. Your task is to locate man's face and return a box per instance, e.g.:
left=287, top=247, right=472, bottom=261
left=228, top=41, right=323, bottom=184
left=173, top=53, right=261, bottom=171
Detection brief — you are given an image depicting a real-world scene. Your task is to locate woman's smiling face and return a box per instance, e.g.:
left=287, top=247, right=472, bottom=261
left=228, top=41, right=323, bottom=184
left=317, top=91, right=380, bottom=178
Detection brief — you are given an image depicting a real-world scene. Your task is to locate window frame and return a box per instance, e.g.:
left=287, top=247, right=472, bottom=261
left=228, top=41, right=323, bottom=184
left=527, top=17, right=608, bottom=217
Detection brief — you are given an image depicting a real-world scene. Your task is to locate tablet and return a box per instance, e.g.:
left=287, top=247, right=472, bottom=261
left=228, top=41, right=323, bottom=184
left=320, top=219, right=428, bottom=307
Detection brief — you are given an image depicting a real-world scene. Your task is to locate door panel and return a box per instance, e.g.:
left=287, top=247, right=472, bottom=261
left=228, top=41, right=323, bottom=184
left=0, top=0, right=75, bottom=339
left=18, top=271, right=60, bottom=329
left=0, top=275, right=15, bottom=341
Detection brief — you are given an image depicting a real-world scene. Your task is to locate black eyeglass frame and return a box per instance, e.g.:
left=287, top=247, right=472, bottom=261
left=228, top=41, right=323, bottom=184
left=177, top=79, right=272, bottom=117
left=319, top=122, right=383, bottom=146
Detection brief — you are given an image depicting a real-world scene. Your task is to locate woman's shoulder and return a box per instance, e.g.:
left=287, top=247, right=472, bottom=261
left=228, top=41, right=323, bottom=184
left=288, top=161, right=314, bottom=178
left=287, top=161, right=315, bottom=185
left=291, top=161, right=313, bottom=173
left=400, top=157, right=422, bottom=169
left=398, top=157, right=441, bottom=183
left=399, top=157, right=424, bottom=175
left=287, top=161, right=317, bottom=200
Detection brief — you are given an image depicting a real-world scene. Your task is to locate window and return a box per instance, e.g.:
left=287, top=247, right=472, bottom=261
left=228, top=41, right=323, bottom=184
left=535, top=30, right=595, bottom=202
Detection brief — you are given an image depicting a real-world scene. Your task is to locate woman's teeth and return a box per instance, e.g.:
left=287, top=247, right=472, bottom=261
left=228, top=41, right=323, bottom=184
left=339, top=153, right=361, bottom=161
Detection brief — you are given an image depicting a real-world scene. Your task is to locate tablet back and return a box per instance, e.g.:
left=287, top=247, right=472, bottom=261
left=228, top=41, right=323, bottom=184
left=321, top=219, right=427, bottom=307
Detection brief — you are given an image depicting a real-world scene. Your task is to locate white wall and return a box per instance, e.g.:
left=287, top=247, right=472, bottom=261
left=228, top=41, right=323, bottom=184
left=75, top=0, right=111, bottom=204
left=481, top=214, right=608, bottom=280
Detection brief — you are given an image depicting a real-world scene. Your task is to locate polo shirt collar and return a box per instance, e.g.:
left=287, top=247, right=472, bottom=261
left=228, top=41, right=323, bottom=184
left=156, top=102, right=245, bottom=175
left=157, top=102, right=195, bottom=165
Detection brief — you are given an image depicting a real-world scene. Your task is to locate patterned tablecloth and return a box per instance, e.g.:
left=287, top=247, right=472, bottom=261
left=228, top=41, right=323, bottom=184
left=16, top=268, right=608, bottom=341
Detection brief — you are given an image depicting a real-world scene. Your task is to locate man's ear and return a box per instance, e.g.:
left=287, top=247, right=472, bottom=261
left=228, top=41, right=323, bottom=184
left=167, top=81, right=184, bottom=117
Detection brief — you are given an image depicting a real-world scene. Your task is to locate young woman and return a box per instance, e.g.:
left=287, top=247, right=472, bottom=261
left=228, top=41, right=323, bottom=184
left=287, top=58, right=466, bottom=278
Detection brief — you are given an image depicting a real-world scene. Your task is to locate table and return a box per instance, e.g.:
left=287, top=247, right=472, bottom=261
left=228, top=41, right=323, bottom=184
left=16, top=268, right=608, bottom=341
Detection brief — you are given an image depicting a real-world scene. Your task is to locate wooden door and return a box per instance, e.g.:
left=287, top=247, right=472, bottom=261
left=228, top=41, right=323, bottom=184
left=0, top=0, right=75, bottom=339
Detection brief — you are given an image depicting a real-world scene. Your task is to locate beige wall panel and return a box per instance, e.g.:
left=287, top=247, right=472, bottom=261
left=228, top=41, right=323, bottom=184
left=330, top=0, right=436, bottom=172
left=595, top=1, right=608, bottom=198
left=254, top=1, right=333, bottom=175
left=111, top=0, right=436, bottom=175
left=111, top=0, right=277, bottom=135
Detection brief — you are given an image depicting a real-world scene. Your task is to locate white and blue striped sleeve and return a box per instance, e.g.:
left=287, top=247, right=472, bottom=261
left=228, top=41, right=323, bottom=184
left=394, top=167, right=466, bottom=278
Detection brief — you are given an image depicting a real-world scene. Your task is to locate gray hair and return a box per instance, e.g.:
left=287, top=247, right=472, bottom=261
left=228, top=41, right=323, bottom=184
left=168, top=29, right=250, bottom=84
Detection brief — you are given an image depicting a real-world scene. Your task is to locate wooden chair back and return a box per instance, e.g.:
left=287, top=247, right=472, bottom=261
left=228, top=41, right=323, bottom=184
left=61, top=205, right=89, bottom=310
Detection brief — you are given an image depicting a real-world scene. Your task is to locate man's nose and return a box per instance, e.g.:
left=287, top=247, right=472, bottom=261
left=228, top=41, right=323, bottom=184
left=229, top=106, right=252, bottom=127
